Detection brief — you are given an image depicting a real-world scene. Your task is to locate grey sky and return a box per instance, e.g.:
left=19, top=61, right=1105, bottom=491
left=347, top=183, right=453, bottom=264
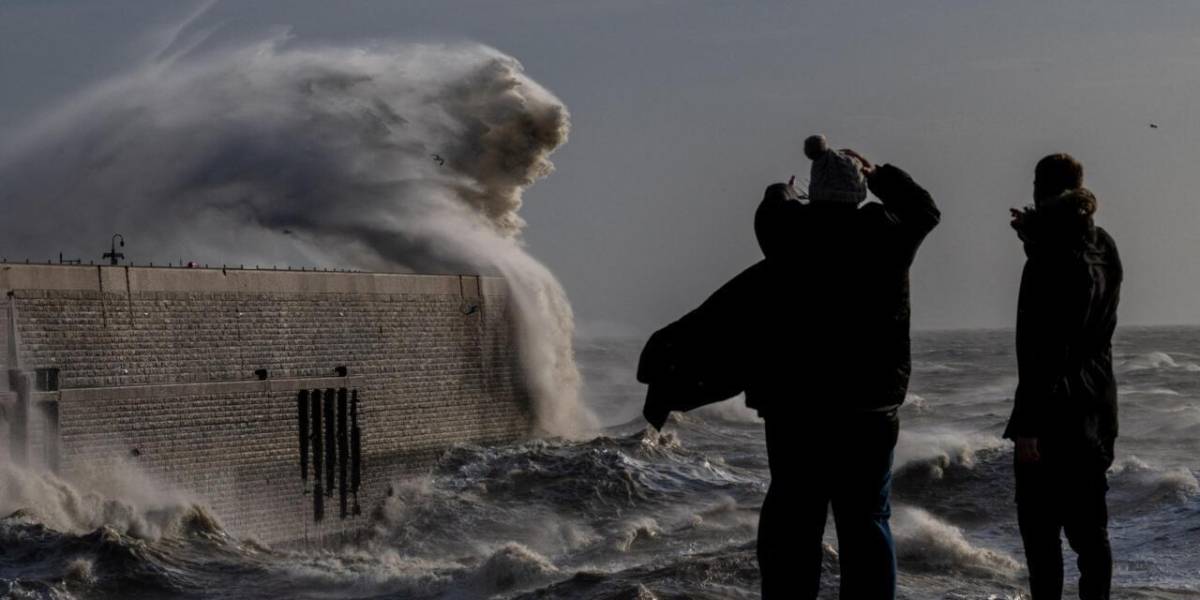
left=2, top=1, right=1198, bottom=333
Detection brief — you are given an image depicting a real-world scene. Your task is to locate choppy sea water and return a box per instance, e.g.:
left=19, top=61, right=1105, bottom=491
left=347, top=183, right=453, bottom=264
left=2, top=328, right=1198, bottom=599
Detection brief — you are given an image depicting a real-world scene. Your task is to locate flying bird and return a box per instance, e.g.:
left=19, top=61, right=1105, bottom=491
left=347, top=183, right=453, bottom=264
left=432, top=153, right=445, bottom=166
left=1149, top=123, right=1159, bottom=129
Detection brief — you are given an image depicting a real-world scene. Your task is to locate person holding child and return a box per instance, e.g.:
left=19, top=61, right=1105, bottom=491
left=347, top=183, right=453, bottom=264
left=750, top=135, right=940, bottom=599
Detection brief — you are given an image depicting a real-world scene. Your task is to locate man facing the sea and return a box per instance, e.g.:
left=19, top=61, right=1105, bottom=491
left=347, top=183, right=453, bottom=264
left=750, top=137, right=940, bottom=599
left=1005, top=153, right=1122, bottom=600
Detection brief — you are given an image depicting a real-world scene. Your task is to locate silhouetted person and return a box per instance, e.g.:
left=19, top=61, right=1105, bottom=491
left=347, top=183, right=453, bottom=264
left=1005, top=153, right=1122, bottom=600
left=751, top=137, right=940, bottom=599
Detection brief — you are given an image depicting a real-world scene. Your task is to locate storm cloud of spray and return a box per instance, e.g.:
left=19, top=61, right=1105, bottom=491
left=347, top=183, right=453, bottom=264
left=0, top=30, right=594, bottom=436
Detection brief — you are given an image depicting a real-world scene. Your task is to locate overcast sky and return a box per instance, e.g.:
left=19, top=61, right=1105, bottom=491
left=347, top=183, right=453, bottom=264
left=2, top=0, right=1198, bottom=333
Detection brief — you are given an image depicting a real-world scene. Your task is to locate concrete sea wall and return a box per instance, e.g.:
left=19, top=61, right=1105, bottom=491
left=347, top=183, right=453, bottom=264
left=0, top=263, right=532, bottom=544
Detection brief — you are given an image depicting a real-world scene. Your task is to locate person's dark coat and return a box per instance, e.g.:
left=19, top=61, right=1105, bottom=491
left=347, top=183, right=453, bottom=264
left=1003, top=204, right=1122, bottom=467
left=638, top=164, right=939, bottom=428
left=745, top=164, right=940, bottom=418
left=637, top=261, right=769, bottom=429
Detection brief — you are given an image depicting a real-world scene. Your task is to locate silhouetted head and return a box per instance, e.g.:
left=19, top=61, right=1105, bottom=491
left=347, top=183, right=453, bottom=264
left=1033, top=153, right=1083, bottom=206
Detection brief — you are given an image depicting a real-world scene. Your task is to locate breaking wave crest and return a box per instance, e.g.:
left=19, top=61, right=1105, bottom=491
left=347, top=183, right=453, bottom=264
left=1118, top=351, right=1200, bottom=373
left=471, top=543, right=561, bottom=593
left=0, top=461, right=215, bottom=541
left=0, top=28, right=592, bottom=437
left=1109, top=456, right=1200, bottom=505
left=893, top=507, right=1021, bottom=576
left=894, top=430, right=1006, bottom=481
left=0, top=458, right=248, bottom=598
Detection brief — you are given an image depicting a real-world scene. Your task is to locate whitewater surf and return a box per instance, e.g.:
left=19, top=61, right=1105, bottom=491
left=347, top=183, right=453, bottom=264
left=3, top=328, right=1198, bottom=599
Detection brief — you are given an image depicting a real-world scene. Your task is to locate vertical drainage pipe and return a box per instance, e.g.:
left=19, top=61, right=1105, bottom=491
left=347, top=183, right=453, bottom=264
left=311, top=389, right=324, bottom=522
left=350, top=389, right=362, bottom=516
left=337, top=388, right=348, bottom=519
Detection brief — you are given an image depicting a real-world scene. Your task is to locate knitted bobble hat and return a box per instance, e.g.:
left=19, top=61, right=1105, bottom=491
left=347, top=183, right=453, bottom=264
left=804, top=134, right=867, bottom=205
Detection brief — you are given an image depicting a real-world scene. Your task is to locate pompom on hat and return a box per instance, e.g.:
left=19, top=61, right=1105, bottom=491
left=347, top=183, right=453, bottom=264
left=804, top=134, right=868, bottom=205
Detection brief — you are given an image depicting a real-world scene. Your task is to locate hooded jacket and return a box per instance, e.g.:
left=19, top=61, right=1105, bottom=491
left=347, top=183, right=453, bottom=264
left=1003, top=203, right=1122, bottom=466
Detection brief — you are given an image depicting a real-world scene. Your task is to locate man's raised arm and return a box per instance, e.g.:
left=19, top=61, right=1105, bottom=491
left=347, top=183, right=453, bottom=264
left=866, top=163, right=941, bottom=243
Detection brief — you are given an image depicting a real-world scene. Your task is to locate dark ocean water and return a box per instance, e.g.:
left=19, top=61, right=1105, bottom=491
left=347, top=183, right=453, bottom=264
left=2, top=328, right=1198, bottom=599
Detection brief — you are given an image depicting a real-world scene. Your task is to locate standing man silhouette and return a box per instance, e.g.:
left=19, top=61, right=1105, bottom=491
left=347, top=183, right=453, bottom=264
left=1006, top=153, right=1122, bottom=600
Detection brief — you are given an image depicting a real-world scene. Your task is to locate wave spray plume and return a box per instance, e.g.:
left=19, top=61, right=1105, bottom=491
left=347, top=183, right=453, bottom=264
left=0, top=32, right=594, bottom=437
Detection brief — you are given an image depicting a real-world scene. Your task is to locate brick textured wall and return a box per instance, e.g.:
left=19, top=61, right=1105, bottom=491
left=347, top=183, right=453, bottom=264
left=1, top=264, right=532, bottom=544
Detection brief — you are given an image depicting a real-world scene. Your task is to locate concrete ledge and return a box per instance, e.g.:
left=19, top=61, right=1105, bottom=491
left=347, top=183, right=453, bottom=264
left=479, top=277, right=508, bottom=297
left=0, top=264, right=507, bottom=297
left=35, top=376, right=361, bottom=404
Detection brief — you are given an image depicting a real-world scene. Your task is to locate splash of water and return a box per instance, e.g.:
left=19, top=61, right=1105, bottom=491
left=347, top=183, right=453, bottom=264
left=892, top=506, right=1020, bottom=576
left=0, top=460, right=210, bottom=540
left=0, top=31, right=593, bottom=436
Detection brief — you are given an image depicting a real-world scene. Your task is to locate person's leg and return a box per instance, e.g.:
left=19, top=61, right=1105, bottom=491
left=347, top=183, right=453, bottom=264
left=758, top=474, right=829, bottom=599
left=1016, top=459, right=1065, bottom=600
left=759, top=418, right=829, bottom=600
left=831, top=411, right=899, bottom=600
left=1062, top=468, right=1112, bottom=600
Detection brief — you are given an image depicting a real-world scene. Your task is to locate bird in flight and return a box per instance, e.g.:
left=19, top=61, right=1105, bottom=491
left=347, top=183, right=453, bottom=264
left=1149, top=123, right=1159, bottom=129
left=432, top=153, right=445, bottom=166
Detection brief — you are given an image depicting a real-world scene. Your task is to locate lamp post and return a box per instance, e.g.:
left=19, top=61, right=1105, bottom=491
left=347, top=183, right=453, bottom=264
left=103, top=234, right=125, bottom=266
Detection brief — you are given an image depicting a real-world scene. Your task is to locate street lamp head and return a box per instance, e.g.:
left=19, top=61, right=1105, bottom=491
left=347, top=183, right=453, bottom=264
left=105, top=234, right=126, bottom=265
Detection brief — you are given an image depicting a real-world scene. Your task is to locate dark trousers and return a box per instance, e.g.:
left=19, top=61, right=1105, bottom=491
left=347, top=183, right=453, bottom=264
left=758, top=411, right=899, bottom=600
left=1015, top=455, right=1113, bottom=600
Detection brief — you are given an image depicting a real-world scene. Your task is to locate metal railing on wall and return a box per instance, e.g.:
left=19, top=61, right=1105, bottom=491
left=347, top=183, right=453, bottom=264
left=0, top=257, right=364, bottom=272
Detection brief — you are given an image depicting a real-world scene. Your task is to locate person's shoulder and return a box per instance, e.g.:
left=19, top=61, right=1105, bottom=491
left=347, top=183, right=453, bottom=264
left=755, top=187, right=811, bottom=219
left=1092, top=226, right=1121, bottom=257
left=1093, top=225, right=1123, bottom=273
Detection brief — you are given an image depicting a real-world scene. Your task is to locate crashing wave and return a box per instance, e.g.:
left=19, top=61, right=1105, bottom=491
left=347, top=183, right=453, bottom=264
left=468, top=543, right=561, bottom=594
left=894, top=430, right=1005, bottom=481
left=1118, top=351, right=1200, bottom=373
left=892, top=506, right=1020, bottom=576
left=0, top=27, right=593, bottom=438
left=612, top=517, right=662, bottom=552
left=0, top=461, right=219, bottom=542
left=1109, top=456, right=1200, bottom=505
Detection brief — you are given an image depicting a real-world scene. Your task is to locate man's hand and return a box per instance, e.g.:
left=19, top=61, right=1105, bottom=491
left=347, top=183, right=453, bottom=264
left=1016, top=437, right=1040, bottom=463
left=840, top=148, right=876, bottom=177
left=1010, top=206, right=1038, bottom=243
left=1010, top=207, right=1027, bottom=230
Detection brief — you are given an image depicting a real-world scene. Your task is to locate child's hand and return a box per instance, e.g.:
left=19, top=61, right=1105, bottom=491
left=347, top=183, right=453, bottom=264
left=840, top=148, right=875, bottom=177
left=785, top=176, right=802, bottom=201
